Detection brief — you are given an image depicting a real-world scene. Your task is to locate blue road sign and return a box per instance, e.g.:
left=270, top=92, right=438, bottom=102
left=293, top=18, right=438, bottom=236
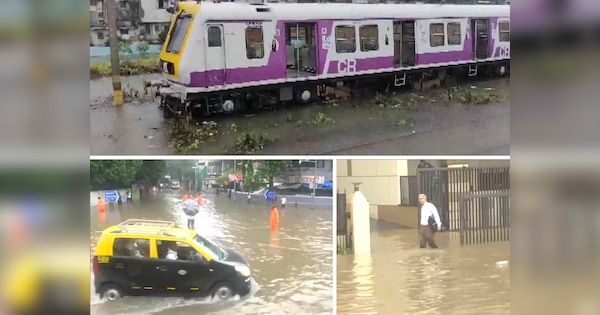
left=105, top=190, right=118, bottom=202
left=264, top=190, right=276, bottom=201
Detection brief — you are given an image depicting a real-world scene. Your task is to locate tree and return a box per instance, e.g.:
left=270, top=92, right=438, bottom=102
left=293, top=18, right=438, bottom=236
left=255, top=160, right=293, bottom=190
left=119, top=39, right=133, bottom=56
left=90, top=160, right=142, bottom=190
left=136, top=41, right=149, bottom=58
left=134, top=160, right=167, bottom=185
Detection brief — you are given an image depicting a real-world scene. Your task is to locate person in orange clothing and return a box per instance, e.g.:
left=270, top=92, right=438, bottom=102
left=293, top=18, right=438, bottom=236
left=183, top=193, right=188, bottom=201
left=197, top=194, right=202, bottom=205
left=269, top=205, right=279, bottom=231
left=97, top=197, right=106, bottom=213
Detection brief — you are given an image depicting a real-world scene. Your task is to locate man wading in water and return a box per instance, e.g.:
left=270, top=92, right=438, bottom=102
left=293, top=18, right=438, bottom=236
left=418, top=194, right=442, bottom=248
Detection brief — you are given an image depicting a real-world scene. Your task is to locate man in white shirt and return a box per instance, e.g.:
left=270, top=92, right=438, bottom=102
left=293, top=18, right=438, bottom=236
left=281, top=196, right=287, bottom=209
left=165, top=242, right=179, bottom=260
left=419, top=194, right=442, bottom=248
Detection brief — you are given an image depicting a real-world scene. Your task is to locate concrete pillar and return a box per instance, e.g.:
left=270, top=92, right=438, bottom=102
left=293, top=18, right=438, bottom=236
left=348, top=183, right=371, bottom=255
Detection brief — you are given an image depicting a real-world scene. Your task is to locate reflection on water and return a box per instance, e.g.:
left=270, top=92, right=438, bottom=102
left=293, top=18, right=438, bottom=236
left=337, top=220, right=509, bottom=315
left=90, top=191, right=333, bottom=315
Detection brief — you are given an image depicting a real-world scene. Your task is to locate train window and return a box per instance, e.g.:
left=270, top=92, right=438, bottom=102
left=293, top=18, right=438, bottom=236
left=499, top=21, right=510, bottom=42
left=429, top=23, right=445, bottom=47
left=447, top=22, right=461, bottom=46
left=359, top=25, right=379, bottom=52
left=335, top=25, right=356, bottom=53
left=207, top=26, right=222, bottom=47
left=245, top=27, right=265, bottom=59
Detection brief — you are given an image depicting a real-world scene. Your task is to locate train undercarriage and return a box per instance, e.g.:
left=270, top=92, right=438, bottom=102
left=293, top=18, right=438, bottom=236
left=146, top=61, right=510, bottom=120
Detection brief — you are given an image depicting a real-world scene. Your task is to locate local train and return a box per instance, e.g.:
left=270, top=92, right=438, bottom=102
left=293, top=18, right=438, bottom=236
left=149, top=1, right=510, bottom=118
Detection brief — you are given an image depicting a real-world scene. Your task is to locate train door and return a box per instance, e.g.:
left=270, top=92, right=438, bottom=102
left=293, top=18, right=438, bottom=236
left=471, top=19, right=489, bottom=60
left=393, top=21, right=416, bottom=67
left=284, top=22, right=317, bottom=78
left=205, top=24, right=226, bottom=85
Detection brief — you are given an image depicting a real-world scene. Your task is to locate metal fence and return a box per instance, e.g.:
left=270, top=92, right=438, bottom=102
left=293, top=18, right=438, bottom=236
left=417, top=166, right=510, bottom=244
left=337, top=191, right=352, bottom=252
left=460, top=192, right=510, bottom=244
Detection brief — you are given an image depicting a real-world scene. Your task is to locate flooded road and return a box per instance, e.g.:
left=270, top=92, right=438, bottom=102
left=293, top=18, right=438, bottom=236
left=90, top=191, right=334, bottom=315
left=337, top=220, right=509, bottom=315
left=90, top=75, right=509, bottom=155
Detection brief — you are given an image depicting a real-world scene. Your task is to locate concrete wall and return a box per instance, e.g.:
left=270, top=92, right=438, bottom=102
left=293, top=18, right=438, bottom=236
left=337, top=160, right=409, bottom=219
left=232, top=191, right=332, bottom=208
left=90, top=189, right=134, bottom=207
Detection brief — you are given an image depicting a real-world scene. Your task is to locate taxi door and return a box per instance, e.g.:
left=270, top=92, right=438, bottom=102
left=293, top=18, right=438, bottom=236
left=159, top=242, right=216, bottom=295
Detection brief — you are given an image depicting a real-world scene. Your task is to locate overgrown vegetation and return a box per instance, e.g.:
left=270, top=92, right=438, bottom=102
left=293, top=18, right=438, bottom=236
left=337, top=246, right=350, bottom=255
left=233, top=131, right=274, bottom=154
left=169, top=120, right=219, bottom=153
left=310, top=112, right=335, bottom=126
left=369, top=93, right=418, bottom=110
left=456, top=88, right=505, bottom=105
left=90, top=57, right=161, bottom=79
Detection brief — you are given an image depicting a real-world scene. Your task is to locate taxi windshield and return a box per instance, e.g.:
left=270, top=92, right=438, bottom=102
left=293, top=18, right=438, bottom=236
left=192, top=234, right=227, bottom=261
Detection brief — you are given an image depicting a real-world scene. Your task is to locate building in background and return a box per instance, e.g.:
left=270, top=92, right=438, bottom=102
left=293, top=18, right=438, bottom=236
left=139, top=0, right=172, bottom=44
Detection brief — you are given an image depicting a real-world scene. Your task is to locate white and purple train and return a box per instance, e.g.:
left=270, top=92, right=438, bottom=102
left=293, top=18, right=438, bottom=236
left=152, top=1, right=510, bottom=117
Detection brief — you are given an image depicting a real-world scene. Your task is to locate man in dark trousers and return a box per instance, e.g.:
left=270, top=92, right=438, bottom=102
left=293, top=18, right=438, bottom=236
left=418, top=194, right=442, bottom=248
left=182, top=198, right=199, bottom=229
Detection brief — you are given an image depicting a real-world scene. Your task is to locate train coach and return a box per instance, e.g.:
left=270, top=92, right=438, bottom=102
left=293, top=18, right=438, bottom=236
left=149, top=1, right=510, bottom=118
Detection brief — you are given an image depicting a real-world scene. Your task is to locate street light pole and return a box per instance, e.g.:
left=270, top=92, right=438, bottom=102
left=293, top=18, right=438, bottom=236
left=233, top=159, right=237, bottom=202
left=312, top=160, right=317, bottom=198
left=105, top=0, right=123, bottom=106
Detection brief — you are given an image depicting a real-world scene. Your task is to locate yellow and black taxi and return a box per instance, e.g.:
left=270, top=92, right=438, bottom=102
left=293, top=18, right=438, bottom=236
left=92, top=219, right=252, bottom=301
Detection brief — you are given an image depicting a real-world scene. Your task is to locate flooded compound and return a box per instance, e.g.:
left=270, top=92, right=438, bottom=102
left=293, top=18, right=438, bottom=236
left=90, top=75, right=509, bottom=155
left=337, top=220, right=509, bottom=315
left=91, top=190, right=334, bottom=315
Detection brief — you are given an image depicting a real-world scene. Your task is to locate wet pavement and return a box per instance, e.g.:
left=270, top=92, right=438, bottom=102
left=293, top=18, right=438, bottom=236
left=90, top=190, right=333, bottom=315
left=90, top=75, right=509, bottom=155
left=337, top=220, right=510, bottom=315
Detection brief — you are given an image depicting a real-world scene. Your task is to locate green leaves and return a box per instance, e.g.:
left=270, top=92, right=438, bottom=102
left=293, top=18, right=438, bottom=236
left=90, top=160, right=167, bottom=190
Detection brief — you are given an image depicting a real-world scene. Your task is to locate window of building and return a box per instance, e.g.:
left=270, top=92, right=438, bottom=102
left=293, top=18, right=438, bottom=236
left=499, top=21, right=510, bottom=42
left=447, top=22, right=461, bottom=46
left=429, top=23, right=444, bottom=47
left=317, top=160, right=325, bottom=168
left=113, top=238, right=150, bottom=258
left=359, top=25, right=379, bottom=51
left=97, top=32, right=104, bottom=40
left=245, top=27, right=264, bottom=59
left=158, top=0, right=165, bottom=9
left=335, top=25, right=356, bottom=53
left=119, top=28, right=129, bottom=35
left=119, top=0, right=127, bottom=8
left=400, top=176, right=418, bottom=206
left=155, top=24, right=161, bottom=32
left=207, top=26, right=222, bottom=47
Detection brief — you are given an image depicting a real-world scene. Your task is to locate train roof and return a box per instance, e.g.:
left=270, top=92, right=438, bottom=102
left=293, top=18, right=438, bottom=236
left=188, top=2, right=510, bottom=21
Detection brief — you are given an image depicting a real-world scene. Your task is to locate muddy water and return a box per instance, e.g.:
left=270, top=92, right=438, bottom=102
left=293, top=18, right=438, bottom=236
left=90, top=75, right=509, bottom=155
left=90, top=191, right=333, bottom=315
left=337, top=221, right=509, bottom=315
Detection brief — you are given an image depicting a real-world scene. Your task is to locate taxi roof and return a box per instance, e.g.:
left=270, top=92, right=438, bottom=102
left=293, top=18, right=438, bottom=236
left=102, top=219, right=196, bottom=239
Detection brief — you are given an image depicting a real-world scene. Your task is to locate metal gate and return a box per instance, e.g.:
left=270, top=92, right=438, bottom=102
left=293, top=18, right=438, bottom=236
left=417, top=166, right=510, bottom=243
left=460, top=192, right=510, bottom=244
left=337, top=191, right=352, bottom=252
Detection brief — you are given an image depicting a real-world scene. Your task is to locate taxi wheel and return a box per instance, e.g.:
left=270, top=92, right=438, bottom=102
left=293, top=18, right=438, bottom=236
left=211, top=282, right=235, bottom=300
left=100, top=284, right=124, bottom=301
